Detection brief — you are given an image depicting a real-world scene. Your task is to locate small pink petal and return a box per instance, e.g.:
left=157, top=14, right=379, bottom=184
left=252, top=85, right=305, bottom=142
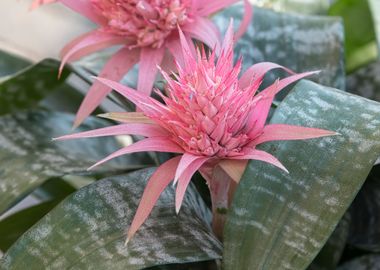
left=137, top=46, right=165, bottom=96
left=218, top=159, right=248, bottom=183
left=127, top=156, right=181, bottom=243
left=59, top=30, right=125, bottom=77
left=53, top=123, right=168, bottom=141
left=253, top=124, right=338, bottom=145
left=182, top=17, right=221, bottom=55
left=232, top=149, right=288, bottom=173
left=88, top=138, right=184, bottom=170
left=196, top=0, right=240, bottom=16
left=73, top=47, right=139, bottom=128
left=173, top=153, right=205, bottom=185
left=58, top=0, right=106, bottom=24
left=97, top=112, right=155, bottom=124
left=175, top=157, right=210, bottom=213
left=235, top=0, right=253, bottom=40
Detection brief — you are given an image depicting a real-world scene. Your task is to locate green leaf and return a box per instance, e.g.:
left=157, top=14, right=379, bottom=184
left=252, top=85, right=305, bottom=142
left=215, top=5, right=345, bottom=90
left=338, top=255, right=380, bottom=270
left=0, top=50, right=30, bottom=77
left=223, top=80, right=380, bottom=270
left=308, top=212, right=351, bottom=270
left=347, top=165, right=380, bottom=252
left=329, top=0, right=378, bottom=72
left=369, top=0, right=380, bottom=55
left=0, top=201, right=59, bottom=252
left=0, top=110, right=152, bottom=214
left=249, top=0, right=332, bottom=15
left=0, top=169, right=222, bottom=269
left=0, top=59, right=70, bottom=115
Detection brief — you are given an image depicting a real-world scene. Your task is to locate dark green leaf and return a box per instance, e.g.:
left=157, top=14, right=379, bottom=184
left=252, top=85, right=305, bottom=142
left=223, top=80, right=380, bottom=270
left=0, top=110, right=152, bottom=214
left=0, top=169, right=222, bottom=269
left=215, top=5, right=345, bottom=90
left=347, top=165, right=380, bottom=252
left=308, top=212, right=351, bottom=270
left=0, top=59, right=70, bottom=115
left=0, top=201, right=59, bottom=252
left=0, top=51, right=30, bottom=77
left=338, top=255, right=380, bottom=270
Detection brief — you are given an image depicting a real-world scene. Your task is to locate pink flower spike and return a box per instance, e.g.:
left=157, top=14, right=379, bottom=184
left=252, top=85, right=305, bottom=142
left=38, top=0, right=251, bottom=127
left=56, top=21, right=336, bottom=241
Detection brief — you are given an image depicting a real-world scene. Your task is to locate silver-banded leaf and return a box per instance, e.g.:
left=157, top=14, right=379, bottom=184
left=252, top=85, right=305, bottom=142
left=249, top=0, right=332, bottom=15
left=0, top=59, right=70, bottom=115
left=0, top=110, right=151, bottom=214
left=308, top=212, right=351, bottom=270
left=338, top=255, right=380, bottom=270
left=215, top=5, right=345, bottom=90
left=0, top=169, right=222, bottom=270
left=223, top=80, right=380, bottom=270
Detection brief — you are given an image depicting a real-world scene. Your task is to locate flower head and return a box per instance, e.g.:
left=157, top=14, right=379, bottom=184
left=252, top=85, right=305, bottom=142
left=55, top=22, right=337, bottom=242
left=34, top=0, right=252, bottom=128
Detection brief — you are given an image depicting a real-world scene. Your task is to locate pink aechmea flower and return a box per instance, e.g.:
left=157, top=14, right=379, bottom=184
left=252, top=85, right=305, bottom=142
left=36, top=0, right=252, bottom=128
left=54, top=22, right=337, bottom=242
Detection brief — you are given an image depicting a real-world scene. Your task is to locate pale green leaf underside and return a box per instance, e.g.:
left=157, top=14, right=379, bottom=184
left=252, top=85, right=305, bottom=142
left=215, top=5, right=345, bottom=90
left=224, top=80, right=380, bottom=270
left=0, top=169, right=222, bottom=270
left=0, top=110, right=151, bottom=214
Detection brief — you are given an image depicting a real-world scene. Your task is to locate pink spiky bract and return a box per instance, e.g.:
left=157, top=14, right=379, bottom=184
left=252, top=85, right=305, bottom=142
left=55, top=22, right=337, bottom=242
left=33, top=0, right=253, bottom=128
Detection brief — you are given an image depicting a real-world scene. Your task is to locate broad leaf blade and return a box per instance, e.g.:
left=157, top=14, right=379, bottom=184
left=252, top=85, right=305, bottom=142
left=215, top=5, right=345, bottom=90
left=0, top=169, right=222, bottom=269
left=0, top=110, right=151, bottom=214
left=224, top=80, right=380, bottom=269
left=0, top=59, right=69, bottom=115
left=338, top=255, right=380, bottom=270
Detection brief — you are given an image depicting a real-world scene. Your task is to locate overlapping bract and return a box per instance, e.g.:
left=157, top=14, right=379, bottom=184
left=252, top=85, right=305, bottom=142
left=55, top=22, right=336, bottom=242
left=33, top=0, right=252, bottom=128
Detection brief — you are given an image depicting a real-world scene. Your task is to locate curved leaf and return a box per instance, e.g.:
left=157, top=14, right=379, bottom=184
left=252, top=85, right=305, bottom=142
left=0, top=169, right=222, bottom=269
left=0, top=59, right=70, bottom=115
left=223, top=80, right=380, bottom=270
left=0, top=50, right=30, bottom=77
left=0, top=110, right=151, bottom=214
left=215, top=5, right=345, bottom=90
left=338, top=255, right=380, bottom=270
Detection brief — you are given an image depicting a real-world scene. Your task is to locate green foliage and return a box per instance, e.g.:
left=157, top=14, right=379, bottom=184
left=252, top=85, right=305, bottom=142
left=0, top=169, right=222, bottom=269
left=223, top=80, right=380, bottom=269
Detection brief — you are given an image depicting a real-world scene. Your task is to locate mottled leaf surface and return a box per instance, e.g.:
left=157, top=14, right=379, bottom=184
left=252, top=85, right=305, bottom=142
left=0, top=169, right=222, bottom=270
left=215, top=5, right=345, bottom=90
left=223, top=80, right=380, bottom=270
left=308, top=212, right=351, bottom=270
left=249, top=0, right=332, bottom=15
left=347, top=165, right=380, bottom=252
left=0, top=59, right=69, bottom=115
left=0, top=110, right=151, bottom=214
left=338, top=255, right=380, bottom=270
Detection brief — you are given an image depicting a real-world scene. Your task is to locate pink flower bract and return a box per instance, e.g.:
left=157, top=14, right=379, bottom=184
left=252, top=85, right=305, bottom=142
left=35, top=0, right=252, bottom=128
left=55, top=22, right=337, bottom=243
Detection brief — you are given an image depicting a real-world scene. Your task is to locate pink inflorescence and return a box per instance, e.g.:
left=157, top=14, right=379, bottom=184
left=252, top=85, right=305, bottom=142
left=91, top=0, right=190, bottom=48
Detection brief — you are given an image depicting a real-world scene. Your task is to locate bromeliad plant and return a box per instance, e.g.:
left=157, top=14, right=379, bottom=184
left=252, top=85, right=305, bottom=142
left=2, top=1, right=380, bottom=270
left=55, top=23, right=336, bottom=242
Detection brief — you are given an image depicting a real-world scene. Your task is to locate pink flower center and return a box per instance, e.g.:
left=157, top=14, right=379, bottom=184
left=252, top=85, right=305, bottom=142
left=91, top=0, right=190, bottom=48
